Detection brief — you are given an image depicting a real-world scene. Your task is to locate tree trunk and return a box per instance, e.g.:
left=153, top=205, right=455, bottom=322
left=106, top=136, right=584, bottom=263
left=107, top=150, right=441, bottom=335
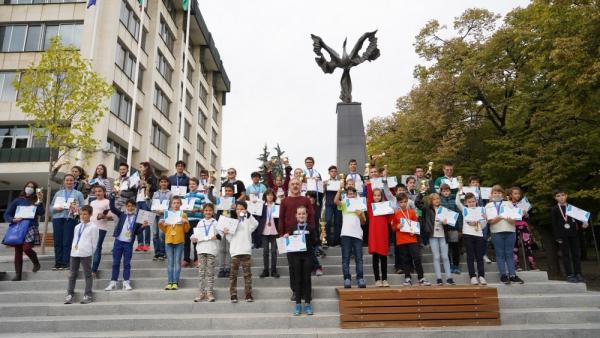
left=40, top=149, right=54, bottom=255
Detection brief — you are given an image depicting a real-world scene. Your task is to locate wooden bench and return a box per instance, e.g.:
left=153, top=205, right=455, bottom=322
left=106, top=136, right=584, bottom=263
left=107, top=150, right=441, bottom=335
left=337, top=286, right=500, bottom=328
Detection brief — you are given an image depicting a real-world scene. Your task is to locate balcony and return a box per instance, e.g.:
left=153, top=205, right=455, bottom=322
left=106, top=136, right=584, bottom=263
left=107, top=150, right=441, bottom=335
left=0, top=148, right=57, bottom=163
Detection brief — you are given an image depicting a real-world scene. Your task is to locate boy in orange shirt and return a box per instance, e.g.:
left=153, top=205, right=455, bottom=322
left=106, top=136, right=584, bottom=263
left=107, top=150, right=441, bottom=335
left=392, top=193, right=430, bottom=286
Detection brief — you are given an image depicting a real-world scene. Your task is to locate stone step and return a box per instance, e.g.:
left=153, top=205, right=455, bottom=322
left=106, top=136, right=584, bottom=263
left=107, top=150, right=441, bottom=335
left=0, top=271, right=551, bottom=291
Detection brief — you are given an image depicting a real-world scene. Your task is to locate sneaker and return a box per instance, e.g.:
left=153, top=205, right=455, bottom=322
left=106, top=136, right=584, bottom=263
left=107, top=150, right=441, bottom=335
left=395, top=268, right=403, bottom=274
left=304, top=304, right=313, bottom=315
left=454, top=267, right=461, bottom=274
left=509, top=275, right=524, bottom=284
left=231, top=295, right=238, bottom=303
left=483, top=255, right=492, bottom=264
left=419, top=278, right=431, bottom=286
left=500, top=275, right=511, bottom=285
left=245, top=293, right=254, bottom=302
left=52, top=265, right=60, bottom=271
left=64, top=294, right=74, bottom=304
left=315, top=268, right=324, bottom=276
left=152, top=256, right=159, bottom=261
left=344, top=279, right=351, bottom=289
left=165, top=283, right=173, bottom=290
left=123, top=280, right=133, bottom=291
left=181, top=260, right=190, bottom=268
left=259, top=270, right=269, bottom=278
left=470, top=276, right=479, bottom=285
left=171, top=283, right=179, bottom=290
left=478, top=276, right=487, bottom=285
left=446, top=278, right=456, bottom=285
left=293, top=303, right=301, bottom=316
left=218, top=270, right=226, bottom=278
left=32, top=262, right=41, bottom=273
left=91, top=272, right=97, bottom=279
left=58, top=265, right=68, bottom=270
left=375, top=280, right=383, bottom=287
left=194, top=293, right=206, bottom=302
left=436, top=279, right=443, bottom=286
left=271, top=271, right=280, bottom=278
left=135, top=245, right=143, bottom=252
left=576, top=274, right=585, bottom=283
left=104, top=281, right=117, bottom=291
left=80, top=295, right=92, bottom=304
left=158, top=256, right=166, bottom=262
left=206, top=293, right=216, bottom=302
left=143, top=245, right=150, bottom=252
left=403, top=277, right=412, bottom=286
left=566, top=275, right=578, bottom=283
left=516, top=267, right=523, bottom=272
left=193, top=260, right=199, bottom=268
left=358, top=279, right=366, bottom=288
left=382, top=280, right=390, bottom=287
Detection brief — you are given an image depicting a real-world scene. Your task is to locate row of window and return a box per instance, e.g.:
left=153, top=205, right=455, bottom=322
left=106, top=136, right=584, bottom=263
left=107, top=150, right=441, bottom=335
left=0, top=72, right=18, bottom=102
left=119, top=0, right=141, bottom=42
left=0, top=23, right=82, bottom=52
left=0, top=125, right=47, bottom=149
left=110, top=88, right=132, bottom=125
left=106, top=137, right=128, bottom=171
left=153, top=85, right=170, bottom=117
left=156, top=51, right=173, bottom=83
left=159, top=16, right=175, bottom=53
left=2, top=0, right=85, bottom=4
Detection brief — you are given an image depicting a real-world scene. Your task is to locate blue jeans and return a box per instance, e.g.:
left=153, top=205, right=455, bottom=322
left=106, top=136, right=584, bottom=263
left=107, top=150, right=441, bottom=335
left=52, top=218, right=77, bottom=266
left=341, top=236, right=363, bottom=281
left=136, top=201, right=151, bottom=245
left=166, top=243, right=184, bottom=283
left=92, top=229, right=108, bottom=273
left=111, top=239, right=133, bottom=281
left=429, top=237, right=452, bottom=280
left=325, top=205, right=342, bottom=246
left=491, top=231, right=517, bottom=276
left=152, top=217, right=165, bottom=257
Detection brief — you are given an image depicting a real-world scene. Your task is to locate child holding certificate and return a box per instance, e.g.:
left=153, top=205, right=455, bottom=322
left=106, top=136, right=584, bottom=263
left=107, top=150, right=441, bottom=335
left=440, top=183, right=463, bottom=275
left=416, top=191, right=455, bottom=285
left=256, top=190, right=280, bottom=278
left=150, top=176, right=173, bottom=261
left=367, top=188, right=393, bottom=287
left=392, top=193, right=430, bottom=287
left=225, top=201, right=259, bottom=303
left=208, top=183, right=236, bottom=278
left=455, top=192, right=487, bottom=285
left=552, top=189, right=587, bottom=283
left=90, top=186, right=114, bottom=278
left=486, top=185, right=524, bottom=285
left=183, top=178, right=207, bottom=268
left=64, top=206, right=98, bottom=304
left=509, top=187, right=538, bottom=271
left=334, top=187, right=367, bottom=289
left=191, top=204, right=220, bottom=302
left=158, top=196, right=190, bottom=290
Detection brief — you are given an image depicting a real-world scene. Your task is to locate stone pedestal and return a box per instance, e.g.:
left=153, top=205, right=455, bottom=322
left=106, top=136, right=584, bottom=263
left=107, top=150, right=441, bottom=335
left=336, top=102, right=367, bottom=171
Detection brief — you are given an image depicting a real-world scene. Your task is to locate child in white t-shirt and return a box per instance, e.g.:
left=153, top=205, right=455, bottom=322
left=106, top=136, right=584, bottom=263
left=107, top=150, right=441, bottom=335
left=191, top=204, right=220, bottom=302
left=334, top=187, right=366, bottom=289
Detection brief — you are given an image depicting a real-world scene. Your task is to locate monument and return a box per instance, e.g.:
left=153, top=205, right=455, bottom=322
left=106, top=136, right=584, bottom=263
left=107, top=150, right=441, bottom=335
left=310, top=30, right=380, bottom=170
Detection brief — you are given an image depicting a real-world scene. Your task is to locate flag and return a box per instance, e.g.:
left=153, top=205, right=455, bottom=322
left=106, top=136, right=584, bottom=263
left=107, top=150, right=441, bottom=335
left=182, top=0, right=189, bottom=11
left=86, top=0, right=96, bottom=8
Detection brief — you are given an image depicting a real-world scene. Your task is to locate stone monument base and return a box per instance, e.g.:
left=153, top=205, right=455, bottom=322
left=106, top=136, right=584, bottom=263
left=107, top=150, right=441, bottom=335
left=336, top=102, right=367, bottom=172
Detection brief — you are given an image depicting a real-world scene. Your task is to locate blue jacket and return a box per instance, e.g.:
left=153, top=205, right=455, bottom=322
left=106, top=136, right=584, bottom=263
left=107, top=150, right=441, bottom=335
left=109, top=197, right=144, bottom=241
left=168, top=173, right=189, bottom=190
left=4, top=197, right=45, bottom=227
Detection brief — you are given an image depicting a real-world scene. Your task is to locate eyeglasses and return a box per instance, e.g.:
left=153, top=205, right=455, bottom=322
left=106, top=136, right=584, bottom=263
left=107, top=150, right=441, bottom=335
left=227, top=171, right=235, bottom=174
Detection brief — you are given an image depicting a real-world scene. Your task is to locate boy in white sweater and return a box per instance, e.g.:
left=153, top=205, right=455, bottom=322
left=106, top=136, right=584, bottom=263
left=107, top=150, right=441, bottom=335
left=191, top=204, right=220, bottom=302
left=65, top=206, right=99, bottom=304
left=224, top=201, right=258, bottom=303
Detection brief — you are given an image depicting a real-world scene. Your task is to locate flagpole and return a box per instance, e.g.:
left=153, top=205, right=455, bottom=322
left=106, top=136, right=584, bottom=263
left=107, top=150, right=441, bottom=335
left=89, top=0, right=100, bottom=60
left=177, top=2, right=192, bottom=161
left=126, top=0, right=146, bottom=173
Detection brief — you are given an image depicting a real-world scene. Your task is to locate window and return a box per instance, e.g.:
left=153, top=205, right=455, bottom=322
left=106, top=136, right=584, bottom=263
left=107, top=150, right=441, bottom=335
left=185, top=61, right=193, bottom=83
left=3, top=0, right=86, bottom=3
left=0, top=72, right=18, bottom=102
left=0, top=22, right=84, bottom=52
left=162, top=0, right=177, bottom=23
left=195, top=161, right=204, bottom=177
left=137, top=66, right=144, bottom=91
left=0, top=126, right=31, bottom=149
left=110, top=88, right=132, bottom=125
left=212, top=105, right=219, bottom=124
left=152, top=122, right=168, bottom=153
left=153, top=85, right=170, bottom=117
left=196, top=134, right=205, bottom=155
left=159, top=17, right=175, bottom=52
left=199, top=83, right=208, bottom=105
left=183, top=149, right=190, bottom=166
left=115, top=41, right=138, bottom=81
left=185, top=89, right=192, bottom=111
left=156, top=51, right=173, bottom=83
left=120, top=0, right=141, bottom=41
left=211, top=151, right=217, bottom=168
left=211, top=128, right=217, bottom=145
left=200, top=61, right=208, bottom=79
left=107, top=138, right=128, bottom=171
left=184, top=119, right=191, bottom=141
left=24, top=25, right=42, bottom=51
left=198, top=109, right=207, bottom=130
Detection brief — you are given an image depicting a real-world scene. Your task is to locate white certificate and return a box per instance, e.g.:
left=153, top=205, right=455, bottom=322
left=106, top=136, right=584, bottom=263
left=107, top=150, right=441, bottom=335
left=372, top=201, right=394, bottom=216
left=370, top=178, right=384, bottom=190
left=436, top=206, right=459, bottom=226
left=516, top=197, right=532, bottom=213
left=306, top=178, right=318, bottom=191
left=249, top=193, right=263, bottom=202
left=386, top=176, right=398, bottom=188
left=129, top=172, right=140, bottom=187
left=443, top=177, right=459, bottom=190
left=53, top=197, right=74, bottom=209
left=485, top=205, right=499, bottom=220
left=345, top=197, right=367, bottom=212
left=150, top=199, right=169, bottom=211
left=193, top=226, right=213, bottom=242
left=181, top=197, right=197, bottom=211
left=119, top=180, right=130, bottom=191
left=354, top=180, right=364, bottom=194
left=462, top=187, right=479, bottom=197
left=500, top=205, right=523, bottom=221
left=171, top=186, right=187, bottom=197
left=272, top=204, right=280, bottom=218
left=327, top=180, right=341, bottom=192
left=136, top=209, right=156, bottom=225
left=400, top=218, right=420, bottom=234
left=566, top=204, right=590, bottom=223
left=164, top=210, right=182, bottom=224
left=217, top=215, right=239, bottom=234
left=480, top=187, right=492, bottom=200
left=463, top=207, right=485, bottom=223
left=284, top=234, right=307, bottom=253
left=136, top=189, right=146, bottom=202
left=248, top=200, right=264, bottom=216
left=462, top=220, right=484, bottom=237
left=217, top=196, right=235, bottom=211
left=15, top=205, right=36, bottom=219
left=276, top=236, right=288, bottom=254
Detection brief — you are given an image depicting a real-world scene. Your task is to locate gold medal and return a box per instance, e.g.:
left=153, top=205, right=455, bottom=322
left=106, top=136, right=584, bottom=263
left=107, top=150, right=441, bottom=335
left=171, top=230, right=177, bottom=236
left=124, top=231, right=131, bottom=237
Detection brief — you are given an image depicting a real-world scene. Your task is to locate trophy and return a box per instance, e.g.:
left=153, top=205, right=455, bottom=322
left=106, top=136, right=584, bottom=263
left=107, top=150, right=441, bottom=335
left=339, top=173, right=346, bottom=191
left=364, top=163, right=371, bottom=178
left=209, top=170, right=217, bottom=186
left=319, top=205, right=327, bottom=246
left=113, top=179, right=121, bottom=197
left=283, top=156, right=289, bottom=167
left=35, top=187, right=44, bottom=204
left=420, top=179, right=429, bottom=193
left=457, top=176, right=463, bottom=185
left=426, top=161, right=434, bottom=179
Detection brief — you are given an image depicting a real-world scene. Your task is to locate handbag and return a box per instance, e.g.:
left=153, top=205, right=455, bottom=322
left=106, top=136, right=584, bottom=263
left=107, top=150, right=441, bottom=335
left=2, top=219, right=31, bottom=246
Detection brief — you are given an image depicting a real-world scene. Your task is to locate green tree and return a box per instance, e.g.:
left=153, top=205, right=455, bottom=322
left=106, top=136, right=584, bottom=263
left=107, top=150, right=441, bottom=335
left=256, top=143, right=287, bottom=183
left=13, top=36, right=113, bottom=253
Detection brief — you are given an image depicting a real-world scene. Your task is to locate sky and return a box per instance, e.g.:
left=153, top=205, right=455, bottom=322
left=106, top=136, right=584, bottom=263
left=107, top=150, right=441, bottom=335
left=199, top=0, right=531, bottom=183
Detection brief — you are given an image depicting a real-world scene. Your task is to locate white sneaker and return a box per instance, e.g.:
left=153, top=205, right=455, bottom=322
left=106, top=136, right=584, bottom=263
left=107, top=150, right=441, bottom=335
left=375, top=280, right=383, bottom=287
left=470, top=276, right=479, bottom=285
left=484, top=255, right=492, bottom=264
left=382, top=280, right=390, bottom=287
left=104, top=281, right=117, bottom=291
left=123, top=280, right=133, bottom=291
left=478, top=276, right=487, bottom=285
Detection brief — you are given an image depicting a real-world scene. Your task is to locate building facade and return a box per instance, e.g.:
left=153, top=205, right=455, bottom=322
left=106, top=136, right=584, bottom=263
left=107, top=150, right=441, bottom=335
left=0, top=0, right=230, bottom=219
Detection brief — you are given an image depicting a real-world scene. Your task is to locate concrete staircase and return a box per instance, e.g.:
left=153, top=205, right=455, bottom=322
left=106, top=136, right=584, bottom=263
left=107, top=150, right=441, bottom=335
left=1, top=235, right=600, bottom=337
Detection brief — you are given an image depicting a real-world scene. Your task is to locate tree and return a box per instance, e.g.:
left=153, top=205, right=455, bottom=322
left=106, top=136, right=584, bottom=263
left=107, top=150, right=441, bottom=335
left=256, top=143, right=287, bottom=182
left=13, top=36, right=113, bottom=253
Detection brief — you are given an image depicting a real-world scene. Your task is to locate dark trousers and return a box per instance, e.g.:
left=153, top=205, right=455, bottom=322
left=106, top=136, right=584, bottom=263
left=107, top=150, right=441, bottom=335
left=449, top=241, right=461, bottom=267
left=52, top=218, right=77, bottom=266
left=184, top=220, right=198, bottom=263
left=325, top=205, right=342, bottom=246
left=68, top=256, right=92, bottom=296
left=91, top=229, right=107, bottom=273
left=372, top=253, right=388, bottom=281
left=111, top=239, right=133, bottom=281
left=559, top=236, right=582, bottom=276
left=288, top=251, right=312, bottom=304
left=464, top=234, right=485, bottom=277
left=14, top=242, right=38, bottom=278
left=262, top=235, right=278, bottom=272
left=136, top=201, right=151, bottom=245
left=399, top=243, right=424, bottom=279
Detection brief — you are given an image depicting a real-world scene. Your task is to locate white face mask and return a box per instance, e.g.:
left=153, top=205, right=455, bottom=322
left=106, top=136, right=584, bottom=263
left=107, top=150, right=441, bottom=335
left=25, top=187, right=34, bottom=196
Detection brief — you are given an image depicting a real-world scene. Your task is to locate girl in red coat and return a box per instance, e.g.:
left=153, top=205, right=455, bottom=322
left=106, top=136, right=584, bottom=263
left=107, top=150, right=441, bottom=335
left=367, top=188, right=393, bottom=287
